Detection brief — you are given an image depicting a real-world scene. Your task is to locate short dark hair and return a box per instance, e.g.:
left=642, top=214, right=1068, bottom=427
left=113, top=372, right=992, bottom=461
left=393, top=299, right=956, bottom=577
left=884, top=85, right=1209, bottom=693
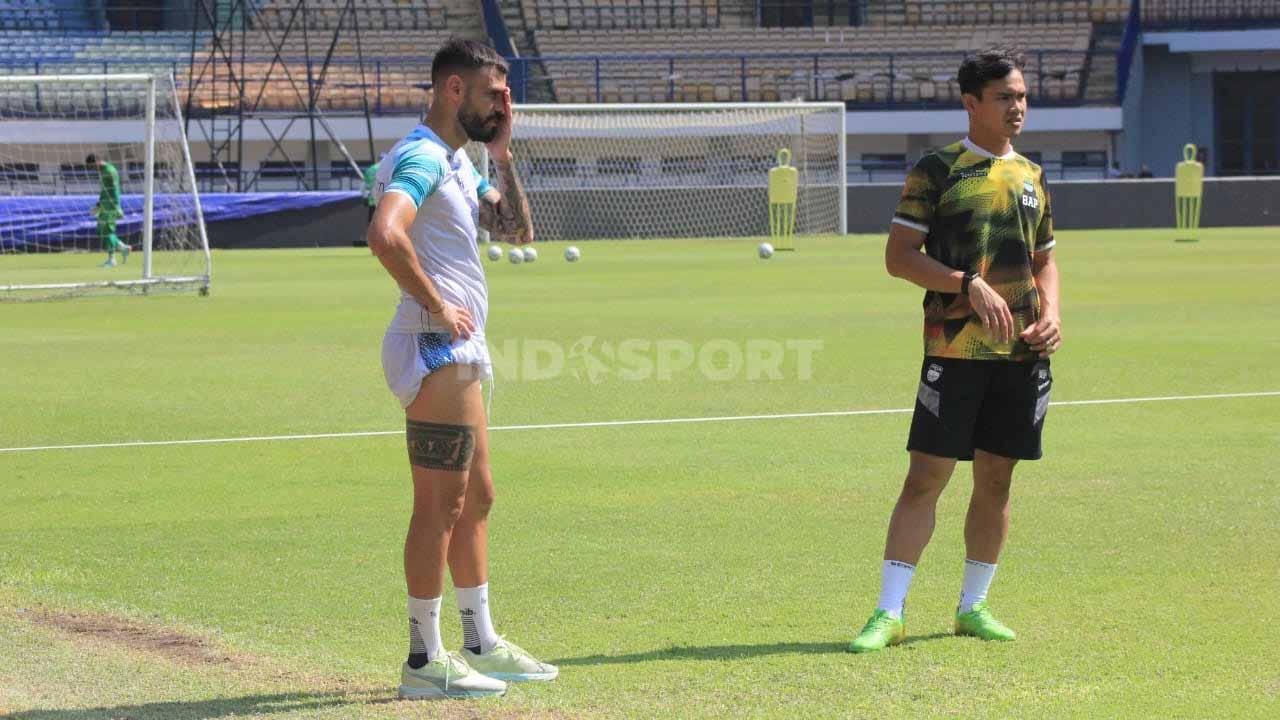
left=431, top=38, right=508, bottom=86
left=957, top=46, right=1027, bottom=98
left=84, top=153, right=97, bottom=165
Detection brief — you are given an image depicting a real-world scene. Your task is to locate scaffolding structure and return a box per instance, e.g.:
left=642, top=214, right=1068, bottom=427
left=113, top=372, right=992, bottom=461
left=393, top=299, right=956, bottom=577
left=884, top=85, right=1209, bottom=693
left=184, top=0, right=377, bottom=191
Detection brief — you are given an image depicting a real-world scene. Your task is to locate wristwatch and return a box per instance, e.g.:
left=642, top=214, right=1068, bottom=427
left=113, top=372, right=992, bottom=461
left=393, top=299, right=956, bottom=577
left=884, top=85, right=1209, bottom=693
left=960, top=271, right=978, bottom=295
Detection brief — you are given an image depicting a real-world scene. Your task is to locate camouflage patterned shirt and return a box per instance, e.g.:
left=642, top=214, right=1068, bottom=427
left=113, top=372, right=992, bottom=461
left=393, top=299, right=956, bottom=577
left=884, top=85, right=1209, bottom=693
left=892, top=138, right=1054, bottom=362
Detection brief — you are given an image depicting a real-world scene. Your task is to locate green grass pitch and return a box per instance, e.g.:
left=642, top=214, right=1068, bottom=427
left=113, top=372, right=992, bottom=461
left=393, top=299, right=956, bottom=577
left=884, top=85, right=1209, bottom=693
left=1, top=228, right=1278, bottom=718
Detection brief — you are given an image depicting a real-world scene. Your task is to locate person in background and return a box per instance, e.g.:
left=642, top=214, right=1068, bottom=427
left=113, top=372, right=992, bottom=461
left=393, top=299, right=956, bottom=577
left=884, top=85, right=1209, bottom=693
left=86, top=153, right=130, bottom=267
left=363, top=157, right=381, bottom=225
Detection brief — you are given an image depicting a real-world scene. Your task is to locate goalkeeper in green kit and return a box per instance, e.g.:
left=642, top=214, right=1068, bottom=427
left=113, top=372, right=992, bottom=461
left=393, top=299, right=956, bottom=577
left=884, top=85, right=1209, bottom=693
left=87, top=153, right=130, bottom=267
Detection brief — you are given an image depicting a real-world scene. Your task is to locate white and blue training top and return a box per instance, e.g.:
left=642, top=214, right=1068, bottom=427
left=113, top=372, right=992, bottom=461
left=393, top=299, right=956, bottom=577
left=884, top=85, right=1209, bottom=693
left=374, top=123, right=494, bottom=335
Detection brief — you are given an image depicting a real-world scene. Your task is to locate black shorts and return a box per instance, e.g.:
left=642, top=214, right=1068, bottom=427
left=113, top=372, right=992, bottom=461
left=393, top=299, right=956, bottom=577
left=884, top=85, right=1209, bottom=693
left=907, top=356, right=1052, bottom=461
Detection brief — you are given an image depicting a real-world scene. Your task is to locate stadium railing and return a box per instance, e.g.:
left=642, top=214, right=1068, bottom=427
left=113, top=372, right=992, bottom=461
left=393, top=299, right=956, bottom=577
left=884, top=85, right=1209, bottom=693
left=185, top=158, right=1109, bottom=193
left=183, top=160, right=1110, bottom=193
left=191, top=166, right=365, bottom=193
left=5, top=157, right=1105, bottom=195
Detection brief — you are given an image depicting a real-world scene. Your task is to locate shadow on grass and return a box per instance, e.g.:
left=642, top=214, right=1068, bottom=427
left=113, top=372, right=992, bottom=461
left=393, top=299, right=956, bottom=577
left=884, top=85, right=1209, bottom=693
left=900, top=632, right=953, bottom=647
left=554, top=633, right=959, bottom=667
left=552, top=640, right=849, bottom=666
left=2, top=690, right=401, bottom=720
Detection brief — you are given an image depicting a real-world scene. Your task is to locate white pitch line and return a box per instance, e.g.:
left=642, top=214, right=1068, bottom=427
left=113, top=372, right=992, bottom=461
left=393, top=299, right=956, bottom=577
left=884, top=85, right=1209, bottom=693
left=1, top=390, right=1277, bottom=455
left=1046, top=390, right=1280, bottom=407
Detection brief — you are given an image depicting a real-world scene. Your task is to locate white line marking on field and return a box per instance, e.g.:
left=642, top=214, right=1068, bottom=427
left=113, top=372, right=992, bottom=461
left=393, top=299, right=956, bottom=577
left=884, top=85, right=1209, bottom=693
left=1, top=390, right=1276, bottom=454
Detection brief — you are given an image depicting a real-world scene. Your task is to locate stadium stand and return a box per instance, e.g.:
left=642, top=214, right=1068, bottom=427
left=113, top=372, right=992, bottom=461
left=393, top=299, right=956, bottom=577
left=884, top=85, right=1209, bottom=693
left=184, top=0, right=483, bottom=112
left=518, top=0, right=739, bottom=29
left=0, top=0, right=1277, bottom=114
left=0, top=30, right=93, bottom=64
left=250, top=0, right=451, bottom=31
left=80, top=30, right=199, bottom=63
left=0, top=2, right=482, bottom=114
left=533, top=23, right=1091, bottom=104
left=787, top=1, right=1266, bottom=27
left=861, top=0, right=1125, bottom=25
left=0, top=0, right=61, bottom=31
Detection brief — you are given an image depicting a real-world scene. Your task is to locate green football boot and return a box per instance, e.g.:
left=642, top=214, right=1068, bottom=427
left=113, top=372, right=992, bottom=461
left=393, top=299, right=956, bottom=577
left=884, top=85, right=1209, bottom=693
left=954, top=601, right=1016, bottom=641
left=848, top=609, right=906, bottom=653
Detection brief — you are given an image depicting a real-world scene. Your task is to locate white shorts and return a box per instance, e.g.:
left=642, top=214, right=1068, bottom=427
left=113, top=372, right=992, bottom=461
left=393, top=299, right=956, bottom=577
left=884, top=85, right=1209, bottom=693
left=381, top=331, right=492, bottom=408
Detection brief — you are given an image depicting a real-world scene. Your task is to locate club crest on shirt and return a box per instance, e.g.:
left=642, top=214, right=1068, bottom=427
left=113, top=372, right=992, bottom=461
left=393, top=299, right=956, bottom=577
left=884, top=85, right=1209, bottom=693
left=1021, top=179, right=1040, bottom=209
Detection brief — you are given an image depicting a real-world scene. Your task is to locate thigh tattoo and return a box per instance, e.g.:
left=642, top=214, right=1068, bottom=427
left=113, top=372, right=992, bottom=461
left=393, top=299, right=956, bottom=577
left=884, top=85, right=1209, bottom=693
left=406, top=420, right=476, bottom=471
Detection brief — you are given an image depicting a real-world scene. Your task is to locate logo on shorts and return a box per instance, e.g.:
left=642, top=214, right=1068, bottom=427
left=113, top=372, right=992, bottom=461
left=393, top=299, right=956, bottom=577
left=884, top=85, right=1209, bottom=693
left=1038, top=367, right=1048, bottom=380
left=927, top=363, right=943, bottom=383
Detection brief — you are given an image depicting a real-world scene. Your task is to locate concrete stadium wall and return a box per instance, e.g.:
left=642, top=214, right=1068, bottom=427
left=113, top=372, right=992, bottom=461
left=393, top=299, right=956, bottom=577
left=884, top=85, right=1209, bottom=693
left=205, top=177, right=1280, bottom=248
left=1045, top=177, right=1279, bottom=230
left=206, top=197, right=370, bottom=249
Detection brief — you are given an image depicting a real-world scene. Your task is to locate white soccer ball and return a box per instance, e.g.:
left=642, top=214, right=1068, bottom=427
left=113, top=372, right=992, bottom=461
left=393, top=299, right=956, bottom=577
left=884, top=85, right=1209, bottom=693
left=758, top=242, right=774, bottom=259
left=507, top=247, right=524, bottom=264
left=564, top=246, right=581, bottom=262
left=486, top=244, right=502, bottom=261
left=522, top=246, right=538, bottom=263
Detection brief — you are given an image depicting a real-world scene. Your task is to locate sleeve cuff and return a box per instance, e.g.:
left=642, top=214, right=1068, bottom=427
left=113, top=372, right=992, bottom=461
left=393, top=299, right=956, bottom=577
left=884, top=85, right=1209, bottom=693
left=891, top=217, right=929, bottom=234
left=1035, top=238, right=1056, bottom=252
left=383, top=187, right=421, bottom=209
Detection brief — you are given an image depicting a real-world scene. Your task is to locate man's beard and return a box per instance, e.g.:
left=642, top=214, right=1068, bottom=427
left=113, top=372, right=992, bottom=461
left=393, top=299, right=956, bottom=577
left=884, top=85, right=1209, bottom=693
left=460, top=107, right=501, bottom=143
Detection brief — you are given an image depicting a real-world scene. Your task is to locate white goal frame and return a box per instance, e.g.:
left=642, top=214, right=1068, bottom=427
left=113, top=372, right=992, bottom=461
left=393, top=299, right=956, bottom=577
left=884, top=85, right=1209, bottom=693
left=0, top=73, right=211, bottom=298
left=477, top=101, right=847, bottom=240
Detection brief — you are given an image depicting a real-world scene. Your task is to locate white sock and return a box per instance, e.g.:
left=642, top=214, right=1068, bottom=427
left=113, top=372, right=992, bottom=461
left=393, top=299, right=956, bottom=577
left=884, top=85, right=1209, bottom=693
left=407, top=595, right=443, bottom=664
left=958, top=559, right=998, bottom=614
left=876, top=560, right=916, bottom=619
left=456, top=583, right=500, bottom=654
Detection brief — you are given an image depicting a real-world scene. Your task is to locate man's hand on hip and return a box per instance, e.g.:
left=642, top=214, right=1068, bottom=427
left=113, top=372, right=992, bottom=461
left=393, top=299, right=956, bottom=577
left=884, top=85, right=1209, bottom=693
left=429, top=303, right=475, bottom=344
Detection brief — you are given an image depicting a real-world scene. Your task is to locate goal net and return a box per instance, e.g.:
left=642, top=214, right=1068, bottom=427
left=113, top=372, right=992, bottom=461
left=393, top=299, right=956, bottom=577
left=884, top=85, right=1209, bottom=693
left=491, top=102, right=846, bottom=243
left=0, top=73, right=210, bottom=300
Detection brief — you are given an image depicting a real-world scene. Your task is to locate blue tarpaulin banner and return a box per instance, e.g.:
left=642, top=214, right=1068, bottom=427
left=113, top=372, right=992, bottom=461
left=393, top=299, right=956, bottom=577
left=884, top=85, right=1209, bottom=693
left=0, top=192, right=360, bottom=250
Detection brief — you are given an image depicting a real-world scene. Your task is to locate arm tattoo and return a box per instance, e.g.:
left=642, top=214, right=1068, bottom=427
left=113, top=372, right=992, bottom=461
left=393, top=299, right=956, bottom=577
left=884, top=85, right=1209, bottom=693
left=479, top=160, right=532, bottom=242
left=406, top=420, right=475, bottom=471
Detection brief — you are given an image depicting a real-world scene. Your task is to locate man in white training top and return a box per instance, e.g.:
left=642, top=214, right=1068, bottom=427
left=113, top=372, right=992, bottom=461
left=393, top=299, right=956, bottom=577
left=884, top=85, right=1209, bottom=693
left=367, top=38, right=555, bottom=700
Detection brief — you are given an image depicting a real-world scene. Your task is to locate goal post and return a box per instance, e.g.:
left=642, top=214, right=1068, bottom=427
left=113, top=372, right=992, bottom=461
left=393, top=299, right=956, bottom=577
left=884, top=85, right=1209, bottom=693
left=0, top=73, right=211, bottom=300
left=484, top=102, right=847, bottom=243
